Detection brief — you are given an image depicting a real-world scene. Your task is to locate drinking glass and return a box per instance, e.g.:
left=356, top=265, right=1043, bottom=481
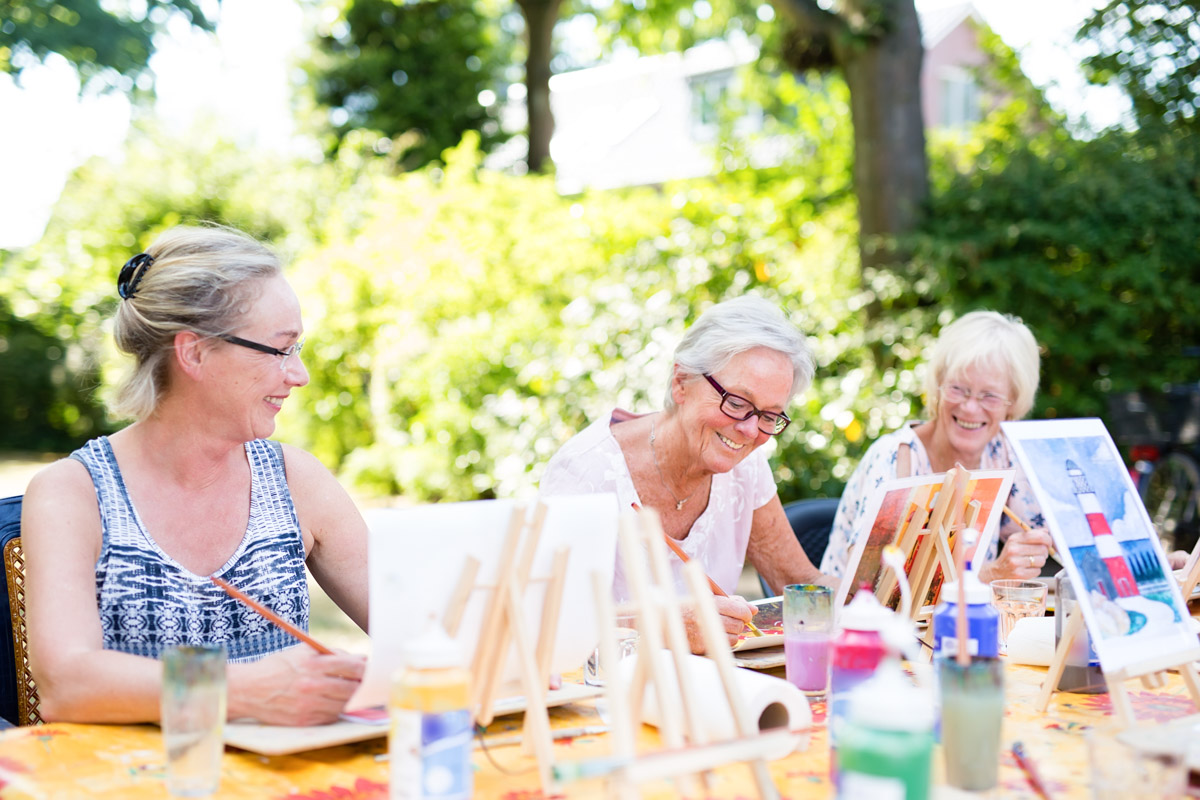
left=1087, top=731, right=1186, bottom=799
left=989, top=580, right=1047, bottom=654
left=161, top=644, right=227, bottom=797
left=585, top=616, right=639, bottom=687
left=783, top=584, right=833, bottom=700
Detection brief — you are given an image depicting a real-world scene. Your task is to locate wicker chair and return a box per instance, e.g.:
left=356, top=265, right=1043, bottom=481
left=0, top=495, right=41, bottom=726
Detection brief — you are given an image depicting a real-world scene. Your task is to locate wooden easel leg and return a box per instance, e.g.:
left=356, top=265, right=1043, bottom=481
left=1179, top=662, right=1200, bottom=710
left=683, top=563, right=781, bottom=800
left=1106, top=676, right=1136, bottom=728
left=1038, top=610, right=1084, bottom=712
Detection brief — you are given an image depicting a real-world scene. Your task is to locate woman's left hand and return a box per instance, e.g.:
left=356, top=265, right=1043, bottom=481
left=983, top=527, right=1055, bottom=582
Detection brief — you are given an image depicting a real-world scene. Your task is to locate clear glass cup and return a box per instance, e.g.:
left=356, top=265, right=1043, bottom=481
left=989, top=579, right=1047, bottom=654
left=585, top=616, right=638, bottom=687
left=783, top=584, right=833, bottom=700
left=1087, top=730, right=1187, bottom=800
left=161, top=644, right=227, bottom=798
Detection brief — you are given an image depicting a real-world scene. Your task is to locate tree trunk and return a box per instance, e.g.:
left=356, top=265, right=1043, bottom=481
left=516, top=0, right=563, bottom=173
left=773, top=0, right=929, bottom=273
left=834, top=1, right=928, bottom=272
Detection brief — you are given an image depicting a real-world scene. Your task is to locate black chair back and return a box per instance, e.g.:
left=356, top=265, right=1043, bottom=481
left=758, top=497, right=840, bottom=597
left=0, top=496, right=21, bottom=726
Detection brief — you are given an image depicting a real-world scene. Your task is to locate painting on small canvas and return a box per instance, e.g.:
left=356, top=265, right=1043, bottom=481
left=1003, top=418, right=1196, bottom=672
left=836, top=469, right=1014, bottom=611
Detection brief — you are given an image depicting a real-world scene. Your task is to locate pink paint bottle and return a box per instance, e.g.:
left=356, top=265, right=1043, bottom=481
left=829, top=583, right=891, bottom=781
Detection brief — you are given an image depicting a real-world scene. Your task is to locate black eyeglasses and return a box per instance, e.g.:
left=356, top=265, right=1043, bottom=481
left=219, top=335, right=305, bottom=372
left=703, top=374, right=791, bottom=435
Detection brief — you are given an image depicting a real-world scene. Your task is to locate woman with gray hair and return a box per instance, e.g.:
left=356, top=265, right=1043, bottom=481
left=541, top=296, right=834, bottom=653
left=22, top=225, right=369, bottom=725
left=820, top=310, right=1055, bottom=583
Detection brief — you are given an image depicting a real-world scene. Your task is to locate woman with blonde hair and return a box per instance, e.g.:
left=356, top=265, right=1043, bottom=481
left=23, top=225, right=368, bottom=725
left=821, top=310, right=1055, bottom=582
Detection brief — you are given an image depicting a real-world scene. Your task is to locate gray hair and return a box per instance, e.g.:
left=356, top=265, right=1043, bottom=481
left=665, top=295, right=815, bottom=409
left=923, top=310, right=1041, bottom=421
left=111, top=225, right=282, bottom=420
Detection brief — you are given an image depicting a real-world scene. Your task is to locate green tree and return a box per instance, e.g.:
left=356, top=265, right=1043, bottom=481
left=0, top=0, right=214, bottom=90
left=1078, top=1, right=1199, bottom=132
left=308, top=0, right=511, bottom=169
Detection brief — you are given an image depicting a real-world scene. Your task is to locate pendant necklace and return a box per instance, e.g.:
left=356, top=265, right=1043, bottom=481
left=650, top=419, right=696, bottom=511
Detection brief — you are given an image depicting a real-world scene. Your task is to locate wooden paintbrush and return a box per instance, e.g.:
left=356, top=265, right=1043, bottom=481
left=211, top=576, right=334, bottom=655
left=634, top=503, right=764, bottom=637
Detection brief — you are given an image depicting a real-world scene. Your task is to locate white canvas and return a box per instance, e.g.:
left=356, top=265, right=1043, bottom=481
left=1003, top=418, right=1196, bottom=673
left=346, top=494, right=619, bottom=711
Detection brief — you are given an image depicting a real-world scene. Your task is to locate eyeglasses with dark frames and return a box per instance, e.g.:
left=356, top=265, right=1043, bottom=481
left=219, top=334, right=305, bottom=372
left=703, top=374, right=791, bottom=435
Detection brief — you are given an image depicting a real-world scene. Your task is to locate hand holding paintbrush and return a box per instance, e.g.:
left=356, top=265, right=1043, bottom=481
left=632, top=503, right=764, bottom=639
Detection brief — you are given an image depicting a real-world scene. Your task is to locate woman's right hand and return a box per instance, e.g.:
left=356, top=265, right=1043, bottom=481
left=682, top=595, right=756, bottom=654
left=229, top=646, right=367, bottom=726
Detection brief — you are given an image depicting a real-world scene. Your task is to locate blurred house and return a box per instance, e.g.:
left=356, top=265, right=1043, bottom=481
left=544, top=0, right=991, bottom=194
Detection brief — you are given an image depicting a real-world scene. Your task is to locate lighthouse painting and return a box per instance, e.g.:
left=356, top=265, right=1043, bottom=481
left=1004, top=419, right=1195, bottom=673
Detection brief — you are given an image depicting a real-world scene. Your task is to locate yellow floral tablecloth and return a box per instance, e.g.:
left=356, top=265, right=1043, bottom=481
left=0, top=661, right=1194, bottom=799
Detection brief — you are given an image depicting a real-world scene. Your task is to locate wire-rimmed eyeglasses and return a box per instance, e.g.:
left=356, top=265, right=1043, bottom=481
left=940, top=382, right=1011, bottom=411
left=703, top=374, right=791, bottom=435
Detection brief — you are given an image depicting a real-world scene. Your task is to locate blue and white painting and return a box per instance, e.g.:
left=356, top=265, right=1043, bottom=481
left=1003, top=419, right=1196, bottom=673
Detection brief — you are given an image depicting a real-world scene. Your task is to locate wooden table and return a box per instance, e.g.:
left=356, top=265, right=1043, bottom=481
left=0, top=660, right=1193, bottom=799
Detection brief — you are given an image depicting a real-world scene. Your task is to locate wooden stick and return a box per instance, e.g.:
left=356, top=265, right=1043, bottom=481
left=954, top=534, right=970, bottom=667
left=443, top=555, right=481, bottom=636
left=659, top=530, right=763, bottom=637
left=210, top=577, right=333, bottom=655
left=1003, top=505, right=1032, bottom=531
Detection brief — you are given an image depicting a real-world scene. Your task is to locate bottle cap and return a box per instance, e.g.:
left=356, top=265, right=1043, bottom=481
left=839, top=583, right=894, bottom=632
left=941, top=570, right=991, bottom=605
left=402, top=616, right=466, bottom=669
left=847, top=657, right=934, bottom=731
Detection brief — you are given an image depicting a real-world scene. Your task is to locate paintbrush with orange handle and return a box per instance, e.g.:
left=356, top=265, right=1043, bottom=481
left=211, top=576, right=334, bottom=655
left=633, top=502, right=764, bottom=636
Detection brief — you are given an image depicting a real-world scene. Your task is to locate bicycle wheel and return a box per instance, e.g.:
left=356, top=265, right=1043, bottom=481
left=1140, top=451, right=1200, bottom=554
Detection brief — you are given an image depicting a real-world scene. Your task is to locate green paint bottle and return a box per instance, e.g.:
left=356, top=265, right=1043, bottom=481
left=835, top=655, right=934, bottom=800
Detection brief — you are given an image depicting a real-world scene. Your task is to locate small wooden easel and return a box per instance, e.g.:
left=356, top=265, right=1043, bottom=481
left=875, top=466, right=980, bottom=621
left=1036, top=604, right=1200, bottom=727
left=441, top=502, right=572, bottom=793
left=562, top=509, right=805, bottom=799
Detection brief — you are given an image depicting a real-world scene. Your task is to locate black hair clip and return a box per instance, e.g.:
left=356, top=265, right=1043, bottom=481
left=117, top=253, right=155, bottom=299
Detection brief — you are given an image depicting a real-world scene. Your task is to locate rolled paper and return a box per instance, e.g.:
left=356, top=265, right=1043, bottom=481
left=1005, top=616, right=1055, bottom=667
left=619, top=651, right=812, bottom=760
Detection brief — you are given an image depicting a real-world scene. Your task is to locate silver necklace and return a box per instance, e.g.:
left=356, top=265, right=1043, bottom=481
left=650, top=419, right=696, bottom=511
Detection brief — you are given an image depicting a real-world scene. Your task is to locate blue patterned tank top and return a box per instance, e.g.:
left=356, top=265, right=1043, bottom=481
left=70, top=437, right=311, bottom=663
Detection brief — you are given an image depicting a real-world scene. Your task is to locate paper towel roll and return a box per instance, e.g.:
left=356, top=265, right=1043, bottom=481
left=1005, top=616, right=1055, bottom=667
left=619, top=651, right=811, bottom=760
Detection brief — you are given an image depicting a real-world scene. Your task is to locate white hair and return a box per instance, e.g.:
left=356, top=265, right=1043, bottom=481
left=923, top=310, right=1041, bottom=420
left=665, top=295, right=815, bottom=409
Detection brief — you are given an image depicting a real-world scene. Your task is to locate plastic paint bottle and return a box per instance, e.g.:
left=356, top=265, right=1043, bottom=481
left=836, top=655, right=934, bottom=800
left=389, top=622, right=474, bottom=800
left=828, top=585, right=891, bottom=780
left=931, top=571, right=999, bottom=660
left=1054, top=569, right=1106, bottom=693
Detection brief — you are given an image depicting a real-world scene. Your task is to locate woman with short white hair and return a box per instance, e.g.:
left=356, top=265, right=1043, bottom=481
left=821, top=310, right=1055, bottom=582
left=541, top=295, right=835, bottom=653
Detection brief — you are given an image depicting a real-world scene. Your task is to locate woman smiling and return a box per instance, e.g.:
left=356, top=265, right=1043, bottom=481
left=820, top=310, right=1055, bottom=583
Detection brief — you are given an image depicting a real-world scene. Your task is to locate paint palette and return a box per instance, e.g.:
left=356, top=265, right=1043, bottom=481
left=732, top=597, right=786, bottom=651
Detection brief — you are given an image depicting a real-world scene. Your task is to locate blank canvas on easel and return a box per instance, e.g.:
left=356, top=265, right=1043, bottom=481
left=345, top=494, right=618, bottom=711
left=1003, top=418, right=1196, bottom=674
